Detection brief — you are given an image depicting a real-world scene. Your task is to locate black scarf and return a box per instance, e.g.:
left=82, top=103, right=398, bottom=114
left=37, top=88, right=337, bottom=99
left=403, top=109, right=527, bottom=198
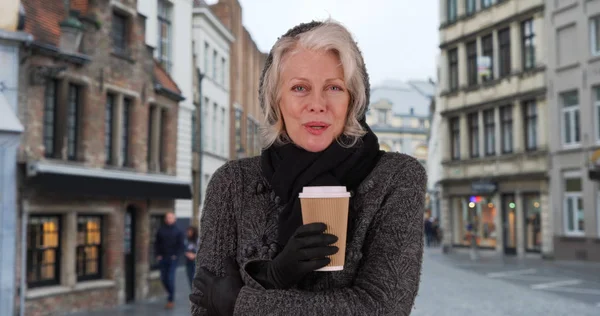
left=261, top=127, right=383, bottom=246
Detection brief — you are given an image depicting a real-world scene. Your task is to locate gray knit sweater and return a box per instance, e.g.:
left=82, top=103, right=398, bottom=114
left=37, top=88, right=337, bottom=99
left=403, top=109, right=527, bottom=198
left=190, top=152, right=426, bottom=316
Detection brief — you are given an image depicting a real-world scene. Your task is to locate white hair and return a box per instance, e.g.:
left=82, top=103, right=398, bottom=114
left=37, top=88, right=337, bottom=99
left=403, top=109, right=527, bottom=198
left=260, top=19, right=368, bottom=149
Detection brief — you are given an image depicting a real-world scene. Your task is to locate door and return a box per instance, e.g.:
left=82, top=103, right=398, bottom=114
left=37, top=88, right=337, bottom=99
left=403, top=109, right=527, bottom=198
left=502, top=194, right=517, bottom=255
left=124, top=207, right=136, bottom=302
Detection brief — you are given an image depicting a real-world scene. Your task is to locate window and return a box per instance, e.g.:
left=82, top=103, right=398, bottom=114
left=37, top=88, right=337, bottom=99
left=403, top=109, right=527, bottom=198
left=159, top=109, right=166, bottom=172
left=466, top=0, right=476, bottom=15
left=564, top=174, right=584, bottom=235
left=76, top=216, right=102, bottom=281
left=484, top=109, right=495, bottom=156
left=66, top=84, right=80, bottom=161
left=213, top=50, right=218, bottom=80
left=147, top=106, right=155, bottom=170
left=27, top=216, right=60, bottom=288
left=105, top=94, right=115, bottom=164
left=247, top=119, right=254, bottom=156
left=498, top=27, right=511, bottom=77
left=121, top=98, right=132, bottom=167
left=467, top=41, right=478, bottom=86
left=212, top=103, right=218, bottom=152
left=481, top=34, right=494, bottom=81
left=112, top=12, right=128, bottom=55
left=157, top=0, right=172, bottom=73
left=523, top=100, right=537, bottom=151
left=43, top=80, right=57, bottom=158
left=500, top=105, right=513, bottom=154
left=468, top=112, right=479, bottom=158
left=448, top=48, right=459, bottom=91
left=235, top=109, right=243, bottom=153
left=590, top=16, right=600, bottom=56
left=522, top=19, right=535, bottom=70
left=378, top=109, right=387, bottom=124
left=221, top=108, right=226, bottom=156
left=149, top=215, right=164, bottom=271
left=523, top=193, right=542, bottom=252
left=204, top=42, right=210, bottom=74
left=481, top=0, right=494, bottom=9
left=221, top=57, right=226, bottom=86
left=557, top=25, right=577, bottom=67
left=450, top=117, right=460, bottom=160
left=192, top=110, right=198, bottom=152
left=561, top=91, right=580, bottom=146
left=447, top=0, right=457, bottom=23
left=595, top=87, right=600, bottom=142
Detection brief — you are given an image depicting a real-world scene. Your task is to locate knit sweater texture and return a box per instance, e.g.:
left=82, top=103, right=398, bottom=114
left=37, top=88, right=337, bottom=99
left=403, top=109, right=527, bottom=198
left=190, top=152, right=426, bottom=316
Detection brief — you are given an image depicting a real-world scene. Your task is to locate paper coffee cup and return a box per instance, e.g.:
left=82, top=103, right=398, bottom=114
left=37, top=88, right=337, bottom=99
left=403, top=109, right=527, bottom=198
left=299, top=186, right=350, bottom=271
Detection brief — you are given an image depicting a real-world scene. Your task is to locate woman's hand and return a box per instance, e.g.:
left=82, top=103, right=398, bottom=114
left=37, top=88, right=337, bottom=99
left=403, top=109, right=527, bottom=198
left=189, top=257, right=243, bottom=316
left=185, top=252, right=195, bottom=261
left=250, top=222, right=338, bottom=289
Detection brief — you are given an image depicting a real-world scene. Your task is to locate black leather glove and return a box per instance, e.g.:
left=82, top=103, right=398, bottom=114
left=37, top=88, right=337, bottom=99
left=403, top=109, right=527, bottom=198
left=247, top=222, right=338, bottom=289
left=189, top=257, right=243, bottom=316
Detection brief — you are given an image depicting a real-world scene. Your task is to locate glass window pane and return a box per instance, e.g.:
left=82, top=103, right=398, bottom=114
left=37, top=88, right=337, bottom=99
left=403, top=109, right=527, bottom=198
left=562, top=91, right=579, bottom=107
left=564, top=111, right=571, bottom=143
left=567, top=197, right=575, bottom=231
left=575, top=110, right=580, bottom=142
left=565, top=178, right=582, bottom=192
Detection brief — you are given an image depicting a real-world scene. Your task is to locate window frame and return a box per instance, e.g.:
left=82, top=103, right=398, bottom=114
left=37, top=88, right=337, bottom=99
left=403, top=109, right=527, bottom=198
left=468, top=112, right=479, bottom=158
left=105, top=94, right=116, bottom=164
left=27, top=215, right=62, bottom=288
left=498, top=27, right=512, bottom=77
left=450, top=117, right=461, bottom=160
left=523, top=100, right=538, bottom=151
left=521, top=18, right=536, bottom=70
left=481, top=0, right=494, bottom=9
left=561, top=91, right=580, bottom=148
left=235, top=109, right=243, bottom=152
left=448, top=48, right=459, bottom=91
left=481, top=34, right=494, bottom=81
left=466, top=40, right=478, bottom=86
left=594, top=87, right=600, bottom=143
left=157, top=0, right=172, bottom=73
left=76, top=215, right=103, bottom=282
left=66, top=84, right=81, bottom=161
left=111, top=11, right=129, bottom=56
left=121, top=97, right=132, bottom=167
left=465, top=0, right=477, bottom=16
left=483, top=109, right=496, bottom=156
left=500, top=104, right=513, bottom=154
left=590, top=15, right=600, bottom=57
left=563, top=172, right=584, bottom=236
left=447, top=0, right=457, bottom=23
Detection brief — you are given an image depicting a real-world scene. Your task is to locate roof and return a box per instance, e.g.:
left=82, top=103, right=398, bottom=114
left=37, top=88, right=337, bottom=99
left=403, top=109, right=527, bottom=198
left=153, top=60, right=183, bottom=100
left=22, top=0, right=88, bottom=47
left=370, top=79, right=435, bottom=117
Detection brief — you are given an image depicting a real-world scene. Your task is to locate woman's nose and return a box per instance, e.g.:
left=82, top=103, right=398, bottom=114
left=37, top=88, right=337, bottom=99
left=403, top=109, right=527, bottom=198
left=307, top=92, right=326, bottom=113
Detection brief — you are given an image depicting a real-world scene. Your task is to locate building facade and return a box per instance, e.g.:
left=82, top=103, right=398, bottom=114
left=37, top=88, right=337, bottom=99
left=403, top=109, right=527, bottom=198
left=192, top=1, right=234, bottom=211
left=15, top=1, right=190, bottom=314
left=366, top=80, right=433, bottom=165
left=0, top=3, right=28, bottom=315
left=209, top=0, right=266, bottom=159
left=428, top=58, right=444, bottom=220
left=438, top=0, right=549, bottom=257
left=137, top=0, right=195, bottom=227
left=546, top=0, right=600, bottom=262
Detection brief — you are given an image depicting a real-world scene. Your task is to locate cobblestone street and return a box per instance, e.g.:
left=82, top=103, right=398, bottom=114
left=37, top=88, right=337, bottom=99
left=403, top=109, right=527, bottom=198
left=67, top=248, right=600, bottom=316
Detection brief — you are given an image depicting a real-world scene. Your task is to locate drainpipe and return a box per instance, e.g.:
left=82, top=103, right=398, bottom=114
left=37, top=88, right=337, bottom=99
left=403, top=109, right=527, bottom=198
left=192, top=68, right=205, bottom=228
left=19, top=200, right=27, bottom=316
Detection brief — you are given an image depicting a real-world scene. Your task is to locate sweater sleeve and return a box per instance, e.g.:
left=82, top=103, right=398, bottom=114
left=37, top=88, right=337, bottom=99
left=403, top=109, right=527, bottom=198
left=190, top=162, right=238, bottom=316
left=234, top=159, right=426, bottom=316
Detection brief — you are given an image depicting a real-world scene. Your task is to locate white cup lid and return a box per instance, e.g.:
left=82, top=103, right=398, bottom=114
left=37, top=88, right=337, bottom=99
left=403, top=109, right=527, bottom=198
left=299, top=186, right=350, bottom=198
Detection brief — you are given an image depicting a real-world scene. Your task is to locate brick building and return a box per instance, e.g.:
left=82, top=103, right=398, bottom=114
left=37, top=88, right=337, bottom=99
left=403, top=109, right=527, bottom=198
left=15, top=0, right=191, bottom=315
left=209, top=0, right=267, bottom=159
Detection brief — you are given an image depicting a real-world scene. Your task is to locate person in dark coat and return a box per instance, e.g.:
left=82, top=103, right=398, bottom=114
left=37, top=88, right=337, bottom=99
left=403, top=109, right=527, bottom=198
left=154, top=212, right=184, bottom=309
left=189, top=19, right=426, bottom=316
left=185, top=226, right=199, bottom=287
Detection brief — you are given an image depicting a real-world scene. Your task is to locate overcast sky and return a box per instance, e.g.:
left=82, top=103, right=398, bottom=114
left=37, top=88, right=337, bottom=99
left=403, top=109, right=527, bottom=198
left=206, top=0, right=439, bottom=87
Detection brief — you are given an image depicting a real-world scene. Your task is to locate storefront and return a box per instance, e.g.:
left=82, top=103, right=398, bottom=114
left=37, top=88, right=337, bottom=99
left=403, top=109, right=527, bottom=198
left=442, top=176, right=548, bottom=257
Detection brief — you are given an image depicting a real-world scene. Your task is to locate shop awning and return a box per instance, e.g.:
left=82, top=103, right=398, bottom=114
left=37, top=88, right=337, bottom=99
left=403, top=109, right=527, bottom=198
left=26, top=161, right=192, bottom=199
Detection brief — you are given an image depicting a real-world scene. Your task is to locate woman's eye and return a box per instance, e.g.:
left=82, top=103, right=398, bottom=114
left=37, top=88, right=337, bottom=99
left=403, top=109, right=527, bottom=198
left=292, top=85, right=306, bottom=92
left=330, top=86, right=344, bottom=91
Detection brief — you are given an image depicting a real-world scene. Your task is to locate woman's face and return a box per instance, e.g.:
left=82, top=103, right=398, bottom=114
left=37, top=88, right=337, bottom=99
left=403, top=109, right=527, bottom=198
left=278, top=48, right=350, bottom=152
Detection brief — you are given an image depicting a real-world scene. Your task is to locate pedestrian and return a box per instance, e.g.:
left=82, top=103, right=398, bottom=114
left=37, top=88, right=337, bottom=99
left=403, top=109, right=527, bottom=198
left=153, top=212, right=185, bottom=309
left=188, top=19, right=426, bottom=316
left=185, top=226, right=199, bottom=288
left=424, top=217, right=433, bottom=247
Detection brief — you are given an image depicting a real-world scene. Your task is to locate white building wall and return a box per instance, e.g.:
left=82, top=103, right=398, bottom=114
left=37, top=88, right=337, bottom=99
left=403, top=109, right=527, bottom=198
left=192, top=7, right=234, bottom=209
left=139, top=0, right=195, bottom=219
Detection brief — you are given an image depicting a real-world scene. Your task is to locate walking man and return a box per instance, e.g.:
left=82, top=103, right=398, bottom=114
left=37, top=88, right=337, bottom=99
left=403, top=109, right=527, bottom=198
left=154, top=212, right=185, bottom=309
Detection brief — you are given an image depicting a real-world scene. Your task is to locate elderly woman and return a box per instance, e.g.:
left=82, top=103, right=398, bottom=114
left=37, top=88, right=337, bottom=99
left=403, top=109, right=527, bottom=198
left=190, top=20, right=426, bottom=316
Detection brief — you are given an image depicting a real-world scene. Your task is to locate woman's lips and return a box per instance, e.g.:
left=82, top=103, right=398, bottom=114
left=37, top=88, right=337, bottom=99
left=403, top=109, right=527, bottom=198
left=303, top=122, right=330, bottom=136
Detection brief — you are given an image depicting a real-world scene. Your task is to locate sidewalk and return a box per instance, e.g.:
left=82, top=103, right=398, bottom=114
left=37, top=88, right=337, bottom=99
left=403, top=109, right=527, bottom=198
left=68, top=268, right=193, bottom=316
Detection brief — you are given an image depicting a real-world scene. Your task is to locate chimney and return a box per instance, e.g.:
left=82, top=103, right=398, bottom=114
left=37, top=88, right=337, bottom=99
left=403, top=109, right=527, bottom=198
left=59, top=0, right=83, bottom=54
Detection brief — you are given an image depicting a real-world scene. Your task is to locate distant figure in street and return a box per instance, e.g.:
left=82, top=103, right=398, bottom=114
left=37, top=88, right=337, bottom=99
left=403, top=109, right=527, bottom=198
left=154, top=212, right=185, bottom=309
left=424, top=217, right=433, bottom=247
left=184, top=226, right=199, bottom=288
